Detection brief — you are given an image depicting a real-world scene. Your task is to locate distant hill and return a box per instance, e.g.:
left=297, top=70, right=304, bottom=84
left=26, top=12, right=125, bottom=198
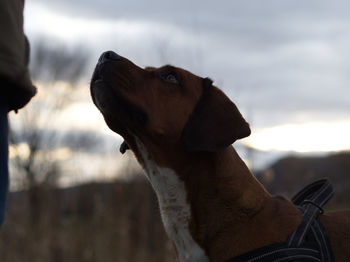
left=256, top=151, right=350, bottom=209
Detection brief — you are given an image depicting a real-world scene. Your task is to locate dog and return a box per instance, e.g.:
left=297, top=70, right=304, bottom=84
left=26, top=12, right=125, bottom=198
left=90, top=51, right=350, bottom=262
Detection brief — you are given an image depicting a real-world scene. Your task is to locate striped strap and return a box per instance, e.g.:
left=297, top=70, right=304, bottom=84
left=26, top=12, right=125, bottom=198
left=224, top=179, right=335, bottom=262
left=224, top=243, right=321, bottom=262
left=288, top=179, right=334, bottom=248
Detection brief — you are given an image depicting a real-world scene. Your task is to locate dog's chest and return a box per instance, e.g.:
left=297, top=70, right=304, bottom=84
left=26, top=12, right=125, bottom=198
left=134, top=137, right=209, bottom=262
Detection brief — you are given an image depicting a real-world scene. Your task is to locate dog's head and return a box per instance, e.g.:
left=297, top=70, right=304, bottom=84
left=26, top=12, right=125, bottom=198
left=90, top=51, right=250, bottom=154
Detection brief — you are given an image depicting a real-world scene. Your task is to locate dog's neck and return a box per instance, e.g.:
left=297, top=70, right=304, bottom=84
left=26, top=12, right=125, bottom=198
left=134, top=136, right=210, bottom=262
left=132, top=137, right=273, bottom=262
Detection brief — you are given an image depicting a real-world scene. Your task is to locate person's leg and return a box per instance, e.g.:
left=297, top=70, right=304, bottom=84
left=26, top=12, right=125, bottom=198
left=0, top=102, right=9, bottom=228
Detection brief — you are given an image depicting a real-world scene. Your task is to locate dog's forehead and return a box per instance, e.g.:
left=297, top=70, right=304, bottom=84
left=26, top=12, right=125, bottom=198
left=143, top=65, right=204, bottom=96
left=144, top=66, right=156, bottom=71
left=145, top=65, right=201, bottom=78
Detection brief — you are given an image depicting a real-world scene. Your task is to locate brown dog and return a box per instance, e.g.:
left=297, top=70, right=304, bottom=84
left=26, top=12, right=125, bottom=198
left=90, top=51, right=350, bottom=262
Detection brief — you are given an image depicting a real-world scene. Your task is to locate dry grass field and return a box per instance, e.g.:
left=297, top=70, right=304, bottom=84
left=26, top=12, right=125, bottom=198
left=1, top=152, right=349, bottom=261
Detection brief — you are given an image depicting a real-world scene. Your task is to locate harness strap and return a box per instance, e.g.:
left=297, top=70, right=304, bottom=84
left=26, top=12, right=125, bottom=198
left=223, top=179, right=335, bottom=262
left=225, top=243, right=321, bottom=262
left=288, top=179, right=334, bottom=248
left=311, top=220, right=333, bottom=262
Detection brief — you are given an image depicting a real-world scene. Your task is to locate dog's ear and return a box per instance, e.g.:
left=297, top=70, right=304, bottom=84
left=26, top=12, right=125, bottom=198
left=181, top=78, right=251, bottom=152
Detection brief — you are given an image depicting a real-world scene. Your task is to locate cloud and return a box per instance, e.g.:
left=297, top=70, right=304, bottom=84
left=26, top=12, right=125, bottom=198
left=26, top=0, right=350, bottom=131
left=29, top=0, right=350, bottom=26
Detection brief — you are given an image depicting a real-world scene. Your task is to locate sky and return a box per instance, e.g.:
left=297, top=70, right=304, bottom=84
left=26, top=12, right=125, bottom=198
left=20, top=0, right=350, bottom=172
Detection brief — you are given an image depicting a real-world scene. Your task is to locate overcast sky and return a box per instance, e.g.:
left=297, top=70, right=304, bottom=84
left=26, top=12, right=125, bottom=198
left=23, top=0, right=350, bottom=155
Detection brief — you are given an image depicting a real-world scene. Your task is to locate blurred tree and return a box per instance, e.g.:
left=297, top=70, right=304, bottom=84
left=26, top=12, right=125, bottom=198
left=9, top=40, right=89, bottom=189
left=8, top=39, right=91, bottom=222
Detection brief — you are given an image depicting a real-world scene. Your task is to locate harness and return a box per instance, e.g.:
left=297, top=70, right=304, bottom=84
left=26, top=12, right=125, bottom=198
left=225, top=179, right=335, bottom=262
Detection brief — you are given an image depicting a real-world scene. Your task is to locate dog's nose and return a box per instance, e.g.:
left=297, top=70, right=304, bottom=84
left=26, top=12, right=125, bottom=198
left=98, top=51, right=122, bottom=64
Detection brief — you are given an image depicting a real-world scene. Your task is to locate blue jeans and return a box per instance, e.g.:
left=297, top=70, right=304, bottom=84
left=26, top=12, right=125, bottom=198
left=0, top=103, right=8, bottom=228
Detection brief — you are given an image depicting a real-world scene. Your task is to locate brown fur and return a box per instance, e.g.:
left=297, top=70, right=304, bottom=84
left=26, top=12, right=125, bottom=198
left=90, top=52, right=350, bottom=262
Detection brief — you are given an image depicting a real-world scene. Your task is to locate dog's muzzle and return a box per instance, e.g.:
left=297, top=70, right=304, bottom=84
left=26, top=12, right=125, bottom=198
left=90, top=51, right=145, bottom=154
left=98, top=51, right=123, bottom=64
left=91, top=51, right=123, bottom=84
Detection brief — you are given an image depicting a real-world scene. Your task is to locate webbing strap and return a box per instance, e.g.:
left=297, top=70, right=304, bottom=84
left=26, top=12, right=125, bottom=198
left=288, top=179, right=334, bottom=248
left=223, top=179, right=335, bottom=262
left=310, top=220, right=333, bottom=262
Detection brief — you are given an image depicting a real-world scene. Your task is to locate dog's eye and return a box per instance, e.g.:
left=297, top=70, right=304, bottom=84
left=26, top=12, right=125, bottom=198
left=162, top=73, right=179, bottom=84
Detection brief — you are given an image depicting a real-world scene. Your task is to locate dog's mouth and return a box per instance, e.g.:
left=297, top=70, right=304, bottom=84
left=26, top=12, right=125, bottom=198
left=90, top=66, right=117, bottom=118
left=90, top=51, right=149, bottom=154
left=91, top=65, right=103, bottom=87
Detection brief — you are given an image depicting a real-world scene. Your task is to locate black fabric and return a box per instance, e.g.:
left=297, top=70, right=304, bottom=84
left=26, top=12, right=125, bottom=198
left=225, top=243, right=321, bottom=262
left=224, top=179, right=335, bottom=262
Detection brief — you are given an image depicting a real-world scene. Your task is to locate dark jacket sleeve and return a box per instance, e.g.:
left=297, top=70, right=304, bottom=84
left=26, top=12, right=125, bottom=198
left=0, top=0, right=36, bottom=111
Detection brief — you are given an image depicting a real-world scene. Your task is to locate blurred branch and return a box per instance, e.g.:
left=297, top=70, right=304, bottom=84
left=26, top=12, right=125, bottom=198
left=9, top=39, right=90, bottom=190
left=30, top=39, right=88, bottom=85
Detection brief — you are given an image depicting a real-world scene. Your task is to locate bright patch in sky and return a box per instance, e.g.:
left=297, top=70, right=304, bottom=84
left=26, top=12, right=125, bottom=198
left=247, top=121, right=350, bottom=153
left=25, top=3, right=138, bottom=41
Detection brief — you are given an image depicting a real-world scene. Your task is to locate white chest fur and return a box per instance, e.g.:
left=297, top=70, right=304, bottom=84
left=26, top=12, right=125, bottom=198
left=134, top=137, right=209, bottom=262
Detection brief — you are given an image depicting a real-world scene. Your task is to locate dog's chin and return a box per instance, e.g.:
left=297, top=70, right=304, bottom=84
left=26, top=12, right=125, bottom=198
left=90, top=81, right=116, bottom=120
left=90, top=76, right=148, bottom=139
left=91, top=82, right=127, bottom=135
left=90, top=63, right=149, bottom=155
